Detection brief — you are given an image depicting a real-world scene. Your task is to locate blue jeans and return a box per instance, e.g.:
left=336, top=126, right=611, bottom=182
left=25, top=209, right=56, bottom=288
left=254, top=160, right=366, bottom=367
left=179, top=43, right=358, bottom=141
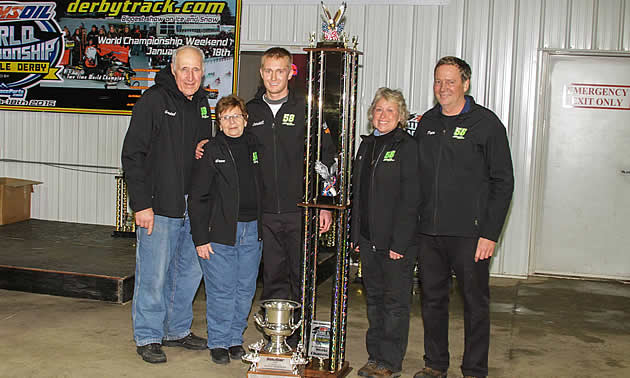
left=200, top=220, right=262, bottom=349
left=132, top=213, right=203, bottom=346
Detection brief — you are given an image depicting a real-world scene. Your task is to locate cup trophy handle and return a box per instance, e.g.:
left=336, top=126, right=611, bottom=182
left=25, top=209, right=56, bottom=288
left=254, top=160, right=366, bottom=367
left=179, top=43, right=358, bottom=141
left=290, top=318, right=302, bottom=332
left=254, top=312, right=266, bottom=328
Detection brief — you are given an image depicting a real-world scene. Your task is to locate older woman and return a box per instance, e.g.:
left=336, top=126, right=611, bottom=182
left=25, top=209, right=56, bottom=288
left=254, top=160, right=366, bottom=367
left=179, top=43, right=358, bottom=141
left=188, top=95, right=263, bottom=365
left=352, top=88, right=420, bottom=378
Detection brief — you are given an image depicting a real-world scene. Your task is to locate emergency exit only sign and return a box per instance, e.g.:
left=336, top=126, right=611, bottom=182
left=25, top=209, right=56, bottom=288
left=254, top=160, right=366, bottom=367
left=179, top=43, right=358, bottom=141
left=564, top=83, right=630, bottom=110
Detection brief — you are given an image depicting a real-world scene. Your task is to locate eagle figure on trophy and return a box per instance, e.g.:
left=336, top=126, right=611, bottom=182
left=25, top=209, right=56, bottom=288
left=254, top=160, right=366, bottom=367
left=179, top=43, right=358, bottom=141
left=321, top=1, right=346, bottom=43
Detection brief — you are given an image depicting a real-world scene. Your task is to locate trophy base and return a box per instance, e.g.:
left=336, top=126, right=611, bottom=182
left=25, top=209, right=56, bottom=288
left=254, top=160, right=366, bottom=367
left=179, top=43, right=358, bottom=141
left=304, top=360, right=351, bottom=377
left=246, top=351, right=305, bottom=377
left=111, top=230, right=135, bottom=238
left=247, top=366, right=303, bottom=378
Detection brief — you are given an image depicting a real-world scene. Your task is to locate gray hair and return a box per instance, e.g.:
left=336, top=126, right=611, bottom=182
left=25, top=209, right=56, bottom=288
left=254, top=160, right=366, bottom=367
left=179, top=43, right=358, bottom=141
left=171, top=45, right=205, bottom=68
left=367, top=87, right=409, bottom=129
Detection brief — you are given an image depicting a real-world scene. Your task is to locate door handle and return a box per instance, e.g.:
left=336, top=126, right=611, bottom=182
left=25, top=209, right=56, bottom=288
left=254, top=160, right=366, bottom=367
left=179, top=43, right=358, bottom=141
left=621, top=170, right=630, bottom=175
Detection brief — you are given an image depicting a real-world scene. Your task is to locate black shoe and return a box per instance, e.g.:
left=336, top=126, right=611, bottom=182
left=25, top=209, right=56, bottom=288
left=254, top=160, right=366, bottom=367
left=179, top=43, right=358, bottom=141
left=228, top=345, right=246, bottom=360
left=163, top=332, right=207, bottom=350
left=136, top=343, right=167, bottom=364
left=210, top=348, right=230, bottom=364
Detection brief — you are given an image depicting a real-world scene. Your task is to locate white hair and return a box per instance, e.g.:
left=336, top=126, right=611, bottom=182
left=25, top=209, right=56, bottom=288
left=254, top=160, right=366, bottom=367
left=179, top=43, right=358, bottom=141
left=171, top=45, right=205, bottom=68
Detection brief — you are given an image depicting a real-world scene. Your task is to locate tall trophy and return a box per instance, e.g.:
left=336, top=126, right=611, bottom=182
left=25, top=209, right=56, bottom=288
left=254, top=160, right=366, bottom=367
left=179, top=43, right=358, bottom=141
left=244, top=3, right=360, bottom=377
left=300, top=2, right=360, bottom=376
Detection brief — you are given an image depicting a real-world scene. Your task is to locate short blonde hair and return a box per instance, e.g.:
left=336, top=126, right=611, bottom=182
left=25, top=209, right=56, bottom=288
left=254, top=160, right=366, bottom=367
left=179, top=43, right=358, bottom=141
left=367, top=87, right=409, bottom=129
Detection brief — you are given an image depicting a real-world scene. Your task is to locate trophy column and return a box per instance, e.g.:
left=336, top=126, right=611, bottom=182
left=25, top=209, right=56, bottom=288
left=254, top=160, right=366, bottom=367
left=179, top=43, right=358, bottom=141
left=112, top=173, right=135, bottom=238
left=299, top=45, right=361, bottom=377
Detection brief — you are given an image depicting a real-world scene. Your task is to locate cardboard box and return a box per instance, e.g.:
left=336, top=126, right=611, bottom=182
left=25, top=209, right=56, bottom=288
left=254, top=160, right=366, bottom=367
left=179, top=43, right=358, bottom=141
left=0, top=177, right=42, bottom=225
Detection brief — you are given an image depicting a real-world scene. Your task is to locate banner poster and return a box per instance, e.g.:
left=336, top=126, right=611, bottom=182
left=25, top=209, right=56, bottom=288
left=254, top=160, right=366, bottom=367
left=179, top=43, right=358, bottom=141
left=0, top=0, right=241, bottom=115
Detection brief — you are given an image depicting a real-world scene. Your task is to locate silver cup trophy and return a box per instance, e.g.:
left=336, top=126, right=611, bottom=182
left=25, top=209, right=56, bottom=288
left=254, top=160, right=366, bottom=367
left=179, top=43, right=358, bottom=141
left=243, top=299, right=308, bottom=376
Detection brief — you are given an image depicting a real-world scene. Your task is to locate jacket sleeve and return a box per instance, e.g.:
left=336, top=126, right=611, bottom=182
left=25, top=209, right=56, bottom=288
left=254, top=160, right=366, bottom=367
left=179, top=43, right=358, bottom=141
left=390, top=137, right=420, bottom=255
left=350, top=142, right=365, bottom=246
left=187, top=151, right=215, bottom=246
left=480, top=117, right=514, bottom=241
left=121, top=94, right=157, bottom=212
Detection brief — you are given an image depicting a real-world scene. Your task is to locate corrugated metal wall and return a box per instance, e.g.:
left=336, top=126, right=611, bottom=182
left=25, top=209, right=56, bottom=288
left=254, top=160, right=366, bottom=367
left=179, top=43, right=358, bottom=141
left=1, top=0, right=629, bottom=275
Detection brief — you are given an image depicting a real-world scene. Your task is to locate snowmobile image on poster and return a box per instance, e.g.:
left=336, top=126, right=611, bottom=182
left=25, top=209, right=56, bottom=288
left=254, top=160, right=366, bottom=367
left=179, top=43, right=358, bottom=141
left=0, top=0, right=241, bottom=115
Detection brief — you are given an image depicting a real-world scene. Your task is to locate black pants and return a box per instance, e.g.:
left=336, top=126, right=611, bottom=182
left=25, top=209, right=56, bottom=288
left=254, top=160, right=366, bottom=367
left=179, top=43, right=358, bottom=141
left=417, top=234, right=490, bottom=377
left=260, top=212, right=302, bottom=302
left=360, top=237, right=416, bottom=372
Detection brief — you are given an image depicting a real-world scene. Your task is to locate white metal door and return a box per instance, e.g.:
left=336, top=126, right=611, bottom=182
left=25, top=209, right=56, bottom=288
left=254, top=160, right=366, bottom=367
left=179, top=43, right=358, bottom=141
left=534, top=52, right=630, bottom=280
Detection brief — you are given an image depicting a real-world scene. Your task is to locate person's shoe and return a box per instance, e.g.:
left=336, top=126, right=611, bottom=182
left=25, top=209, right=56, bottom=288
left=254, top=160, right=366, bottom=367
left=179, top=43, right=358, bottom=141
left=163, top=333, right=207, bottom=350
left=413, top=367, right=447, bottom=378
left=368, top=363, right=401, bottom=377
left=357, top=360, right=379, bottom=376
left=136, top=343, right=167, bottom=364
left=210, top=348, right=230, bottom=364
left=228, top=345, right=246, bottom=360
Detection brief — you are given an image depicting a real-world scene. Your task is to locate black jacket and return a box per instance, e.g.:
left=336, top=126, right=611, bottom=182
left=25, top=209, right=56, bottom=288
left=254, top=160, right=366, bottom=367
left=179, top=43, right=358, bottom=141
left=121, top=67, right=210, bottom=217
left=188, top=131, right=264, bottom=246
left=415, top=96, right=514, bottom=241
left=351, top=128, right=420, bottom=255
left=246, top=88, right=334, bottom=213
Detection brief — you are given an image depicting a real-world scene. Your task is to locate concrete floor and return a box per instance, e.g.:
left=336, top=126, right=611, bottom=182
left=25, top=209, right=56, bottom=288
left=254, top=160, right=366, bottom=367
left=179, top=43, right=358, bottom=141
left=1, top=275, right=629, bottom=377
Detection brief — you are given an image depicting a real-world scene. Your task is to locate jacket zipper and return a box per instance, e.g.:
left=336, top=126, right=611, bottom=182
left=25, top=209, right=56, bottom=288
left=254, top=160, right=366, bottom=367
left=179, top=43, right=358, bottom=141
left=181, top=103, right=187, bottom=217
left=272, top=110, right=281, bottom=213
left=433, top=126, right=446, bottom=232
left=369, top=140, right=387, bottom=249
left=226, top=143, right=240, bottom=239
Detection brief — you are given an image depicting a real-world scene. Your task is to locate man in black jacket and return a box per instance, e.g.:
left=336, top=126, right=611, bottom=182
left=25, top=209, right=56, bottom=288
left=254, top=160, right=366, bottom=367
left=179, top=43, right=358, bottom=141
left=121, top=45, right=209, bottom=364
left=414, top=57, right=514, bottom=378
left=246, top=47, right=332, bottom=309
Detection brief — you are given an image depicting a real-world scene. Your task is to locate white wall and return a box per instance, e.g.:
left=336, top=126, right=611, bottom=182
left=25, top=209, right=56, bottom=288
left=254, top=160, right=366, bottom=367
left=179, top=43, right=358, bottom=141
left=2, top=0, right=629, bottom=275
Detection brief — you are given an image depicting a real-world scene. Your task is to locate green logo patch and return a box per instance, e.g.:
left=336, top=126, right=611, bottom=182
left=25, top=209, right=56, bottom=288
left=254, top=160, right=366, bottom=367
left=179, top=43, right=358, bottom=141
left=383, top=150, right=397, bottom=162
left=453, top=127, right=467, bottom=139
left=282, top=113, right=295, bottom=126
left=252, top=152, right=259, bottom=164
left=200, top=107, right=209, bottom=119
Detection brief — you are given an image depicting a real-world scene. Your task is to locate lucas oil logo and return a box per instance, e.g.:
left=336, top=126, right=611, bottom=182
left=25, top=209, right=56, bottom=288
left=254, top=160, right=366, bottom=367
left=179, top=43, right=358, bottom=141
left=0, top=2, right=63, bottom=101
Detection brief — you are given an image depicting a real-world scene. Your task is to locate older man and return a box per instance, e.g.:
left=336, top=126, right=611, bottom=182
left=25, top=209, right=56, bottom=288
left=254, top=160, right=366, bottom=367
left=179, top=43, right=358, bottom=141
left=122, top=46, right=210, bottom=364
left=414, top=57, right=514, bottom=378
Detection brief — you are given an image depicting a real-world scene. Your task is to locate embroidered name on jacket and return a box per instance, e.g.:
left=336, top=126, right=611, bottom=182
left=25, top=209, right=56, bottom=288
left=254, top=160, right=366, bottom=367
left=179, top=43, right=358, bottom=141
left=164, top=110, right=176, bottom=116
left=215, top=159, right=226, bottom=163
left=453, top=127, right=468, bottom=139
left=251, top=120, right=264, bottom=127
left=282, top=113, right=295, bottom=126
left=383, top=150, right=397, bottom=162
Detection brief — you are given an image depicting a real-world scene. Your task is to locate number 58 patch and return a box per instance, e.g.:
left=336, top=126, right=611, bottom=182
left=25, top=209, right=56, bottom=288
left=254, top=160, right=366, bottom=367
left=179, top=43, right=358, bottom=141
left=282, top=113, right=295, bottom=126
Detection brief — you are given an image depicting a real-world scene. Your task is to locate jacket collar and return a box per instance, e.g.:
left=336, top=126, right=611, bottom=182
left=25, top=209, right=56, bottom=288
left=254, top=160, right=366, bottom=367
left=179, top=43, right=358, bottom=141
left=215, top=130, right=260, bottom=149
left=427, top=95, right=477, bottom=119
left=361, top=127, right=406, bottom=142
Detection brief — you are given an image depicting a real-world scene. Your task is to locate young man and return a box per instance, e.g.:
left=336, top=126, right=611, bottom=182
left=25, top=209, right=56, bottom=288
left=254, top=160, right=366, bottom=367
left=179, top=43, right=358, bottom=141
left=245, top=47, right=332, bottom=308
left=414, top=57, right=514, bottom=378
left=122, top=46, right=209, bottom=364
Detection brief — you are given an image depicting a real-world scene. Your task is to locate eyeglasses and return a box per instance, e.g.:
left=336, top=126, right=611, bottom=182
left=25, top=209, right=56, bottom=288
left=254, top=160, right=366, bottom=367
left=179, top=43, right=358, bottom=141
left=219, top=114, right=244, bottom=122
